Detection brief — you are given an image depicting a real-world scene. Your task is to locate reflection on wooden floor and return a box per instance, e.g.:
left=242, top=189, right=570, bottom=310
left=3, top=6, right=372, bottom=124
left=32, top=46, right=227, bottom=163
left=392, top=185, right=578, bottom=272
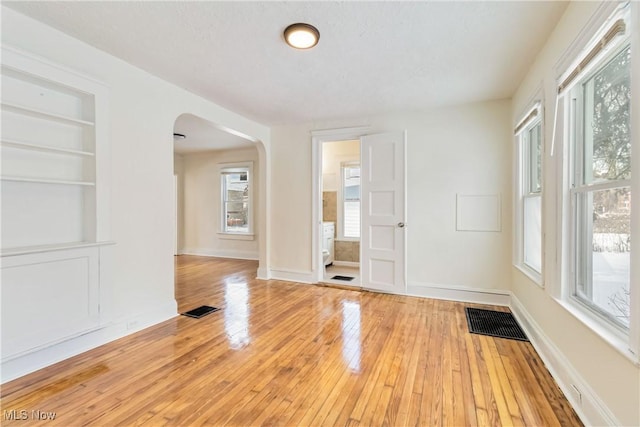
left=1, top=255, right=582, bottom=426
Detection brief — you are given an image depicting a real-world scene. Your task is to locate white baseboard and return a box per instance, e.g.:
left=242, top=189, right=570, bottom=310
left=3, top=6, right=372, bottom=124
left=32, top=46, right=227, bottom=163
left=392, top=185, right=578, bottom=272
left=510, top=295, right=620, bottom=427
left=332, top=261, right=359, bottom=268
left=1, top=300, right=177, bottom=384
left=256, top=266, right=271, bottom=280
left=406, top=281, right=510, bottom=306
left=269, top=268, right=314, bottom=284
left=180, top=248, right=258, bottom=260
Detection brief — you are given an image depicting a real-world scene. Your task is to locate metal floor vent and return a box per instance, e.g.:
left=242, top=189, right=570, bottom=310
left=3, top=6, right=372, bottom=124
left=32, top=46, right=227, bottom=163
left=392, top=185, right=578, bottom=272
left=465, top=307, right=528, bottom=341
left=331, top=275, right=354, bottom=281
left=181, top=305, right=220, bottom=319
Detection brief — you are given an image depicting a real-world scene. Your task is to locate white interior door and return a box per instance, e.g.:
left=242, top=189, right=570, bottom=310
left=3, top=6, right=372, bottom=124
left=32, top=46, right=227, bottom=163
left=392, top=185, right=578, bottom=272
left=360, top=131, right=406, bottom=293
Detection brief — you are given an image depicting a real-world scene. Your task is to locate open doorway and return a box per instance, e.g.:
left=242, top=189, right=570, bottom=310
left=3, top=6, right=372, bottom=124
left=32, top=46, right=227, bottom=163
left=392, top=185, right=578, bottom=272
left=313, top=128, right=406, bottom=294
left=321, top=139, right=361, bottom=286
left=173, top=113, right=266, bottom=310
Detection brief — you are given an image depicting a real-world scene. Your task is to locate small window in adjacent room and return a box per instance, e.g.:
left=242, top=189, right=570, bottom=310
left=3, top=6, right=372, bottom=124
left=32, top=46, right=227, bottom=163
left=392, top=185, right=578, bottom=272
left=342, top=162, right=360, bottom=239
left=220, top=163, right=253, bottom=236
left=567, top=42, right=631, bottom=329
left=515, top=106, right=543, bottom=283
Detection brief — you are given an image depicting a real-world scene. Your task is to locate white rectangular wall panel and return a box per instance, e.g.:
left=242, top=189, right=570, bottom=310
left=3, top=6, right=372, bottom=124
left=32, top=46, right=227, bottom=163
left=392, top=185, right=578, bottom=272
left=1, top=248, right=100, bottom=359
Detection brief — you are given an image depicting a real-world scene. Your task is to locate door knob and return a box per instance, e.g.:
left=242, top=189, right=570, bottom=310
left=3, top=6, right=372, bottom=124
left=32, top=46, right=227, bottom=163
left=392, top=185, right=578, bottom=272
left=397, top=222, right=405, bottom=228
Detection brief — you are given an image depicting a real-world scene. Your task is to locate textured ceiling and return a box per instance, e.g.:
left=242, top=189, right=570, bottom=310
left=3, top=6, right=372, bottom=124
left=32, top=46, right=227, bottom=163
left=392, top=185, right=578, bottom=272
left=5, top=1, right=568, bottom=126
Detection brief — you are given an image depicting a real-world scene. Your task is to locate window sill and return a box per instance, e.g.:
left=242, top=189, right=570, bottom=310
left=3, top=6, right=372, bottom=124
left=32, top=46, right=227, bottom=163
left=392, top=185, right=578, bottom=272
left=514, top=264, right=543, bottom=288
left=337, top=237, right=360, bottom=242
left=554, top=297, right=639, bottom=367
left=217, top=232, right=254, bottom=241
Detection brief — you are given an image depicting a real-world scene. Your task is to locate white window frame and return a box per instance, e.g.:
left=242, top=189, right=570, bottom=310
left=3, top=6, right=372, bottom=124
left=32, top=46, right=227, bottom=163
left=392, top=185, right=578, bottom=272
left=555, top=3, right=637, bottom=356
left=339, top=161, right=361, bottom=241
left=567, top=41, right=631, bottom=332
left=218, top=162, right=254, bottom=240
left=514, top=104, right=544, bottom=285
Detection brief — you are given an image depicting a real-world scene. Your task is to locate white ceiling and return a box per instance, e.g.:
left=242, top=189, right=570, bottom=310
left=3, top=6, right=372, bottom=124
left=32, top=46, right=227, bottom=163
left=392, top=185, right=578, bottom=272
left=173, top=113, right=254, bottom=154
left=6, top=1, right=568, bottom=126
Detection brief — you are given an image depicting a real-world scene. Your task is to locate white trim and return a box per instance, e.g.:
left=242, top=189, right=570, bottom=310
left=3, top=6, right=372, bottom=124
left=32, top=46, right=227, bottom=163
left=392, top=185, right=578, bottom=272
left=628, top=0, right=640, bottom=356
left=559, top=296, right=638, bottom=365
left=553, top=2, right=627, bottom=80
left=406, top=281, right=510, bottom=306
left=311, top=126, right=371, bottom=284
left=332, top=260, right=359, bottom=268
left=1, top=241, right=115, bottom=257
left=514, top=264, right=543, bottom=287
left=311, top=126, right=370, bottom=138
left=562, top=23, right=633, bottom=335
left=219, top=161, right=254, bottom=236
left=256, top=266, right=271, bottom=280
left=513, top=89, right=545, bottom=287
left=1, top=300, right=177, bottom=383
left=510, top=295, right=622, bottom=427
left=269, top=268, right=314, bottom=284
left=180, top=248, right=259, bottom=261
left=217, top=232, right=255, bottom=241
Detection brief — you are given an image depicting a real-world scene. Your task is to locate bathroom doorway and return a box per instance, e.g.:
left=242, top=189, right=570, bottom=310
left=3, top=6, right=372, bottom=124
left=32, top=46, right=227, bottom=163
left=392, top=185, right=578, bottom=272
left=321, top=139, right=361, bottom=286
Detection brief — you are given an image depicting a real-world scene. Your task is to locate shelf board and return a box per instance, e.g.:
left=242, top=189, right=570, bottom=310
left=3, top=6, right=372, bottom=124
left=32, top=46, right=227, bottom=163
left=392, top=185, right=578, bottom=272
left=1, top=102, right=95, bottom=127
left=1, top=139, right=95, bottom=157
left=1, top=176, right=95, bottom=186
left=1, top=241, right=116, bottom=257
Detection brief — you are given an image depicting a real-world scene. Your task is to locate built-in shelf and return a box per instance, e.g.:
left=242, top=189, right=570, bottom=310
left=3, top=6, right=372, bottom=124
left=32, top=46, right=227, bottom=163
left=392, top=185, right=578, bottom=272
left=1, top=241, right=115, bottom=257
left=1, top=176, right=95, bottom=186
left=1, top=138, right=95, bottom=157
left=1, top=102, right=95, bottom=127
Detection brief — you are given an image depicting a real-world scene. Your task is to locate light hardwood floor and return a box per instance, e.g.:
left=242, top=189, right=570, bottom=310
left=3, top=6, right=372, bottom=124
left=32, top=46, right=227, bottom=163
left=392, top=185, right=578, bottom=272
left=1, top=255, right=582, bottom=426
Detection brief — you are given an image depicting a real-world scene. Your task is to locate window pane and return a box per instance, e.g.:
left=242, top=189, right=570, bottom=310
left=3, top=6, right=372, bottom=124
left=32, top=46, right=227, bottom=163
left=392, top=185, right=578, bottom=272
left=583, top=46, right=631, bottom=183
left=222, top=170, right=249, bottom=233
left=576, top=187, right=631, bottom=327
left=344, top=200, right=360, bottom=238
left=523, top=195, right=542, bottom=273
left=225, top=201, right=248, bottom=232
left=344, top=184, right=360, bottom=200
left=343, top=164, right=360, bottom=238
left=528, top=123, right=542, bottom=194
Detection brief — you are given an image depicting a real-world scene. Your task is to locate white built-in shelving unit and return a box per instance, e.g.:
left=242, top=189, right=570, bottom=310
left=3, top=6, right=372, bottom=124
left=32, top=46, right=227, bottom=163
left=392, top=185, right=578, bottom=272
left=1, top=46, right=112, bottom=367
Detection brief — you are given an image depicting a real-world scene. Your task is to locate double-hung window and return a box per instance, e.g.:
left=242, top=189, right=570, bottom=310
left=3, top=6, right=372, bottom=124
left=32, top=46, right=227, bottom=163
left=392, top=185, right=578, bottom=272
left=564, top=16, right=631, bottom=329
left=342, top=162, right=360, bottom=239
left=515, top=110, right=543, bottom=281
left=220, top=163, right=253, bottom=236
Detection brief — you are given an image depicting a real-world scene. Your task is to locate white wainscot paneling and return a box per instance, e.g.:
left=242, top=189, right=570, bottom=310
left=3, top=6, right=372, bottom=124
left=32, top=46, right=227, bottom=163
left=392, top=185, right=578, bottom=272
left=1, top=247, right=100, bottom=361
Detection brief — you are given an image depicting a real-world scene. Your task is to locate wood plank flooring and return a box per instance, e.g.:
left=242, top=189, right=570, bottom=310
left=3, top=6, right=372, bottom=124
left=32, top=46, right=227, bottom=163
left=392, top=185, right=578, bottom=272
left=1, top=255, right=582, bottom=426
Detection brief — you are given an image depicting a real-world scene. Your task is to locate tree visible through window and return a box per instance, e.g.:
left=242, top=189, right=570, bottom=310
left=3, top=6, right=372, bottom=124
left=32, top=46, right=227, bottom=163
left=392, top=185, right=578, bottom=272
left=572, top=44, right=631, bottom=327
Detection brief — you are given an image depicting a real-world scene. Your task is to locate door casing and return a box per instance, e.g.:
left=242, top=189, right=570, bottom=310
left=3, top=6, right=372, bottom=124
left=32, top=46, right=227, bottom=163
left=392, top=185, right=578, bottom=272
left=311, top=127, right=407, bottom=293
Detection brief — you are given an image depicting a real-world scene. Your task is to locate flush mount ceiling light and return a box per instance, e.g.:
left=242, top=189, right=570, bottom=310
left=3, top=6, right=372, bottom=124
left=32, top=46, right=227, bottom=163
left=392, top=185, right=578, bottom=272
left=284, top=23, right=320, bottom=49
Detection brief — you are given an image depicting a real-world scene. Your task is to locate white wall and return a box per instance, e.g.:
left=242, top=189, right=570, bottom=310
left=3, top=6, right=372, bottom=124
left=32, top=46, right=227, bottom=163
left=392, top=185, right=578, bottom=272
left=1, top=6, right=270, bottom=379
left=322, top=139, right=359, bottom=192
left=511, top=2, right=640, bottom=426
left=181, top=147, right=259, bottom=259
left=271, top=99, right=512, bottom=297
